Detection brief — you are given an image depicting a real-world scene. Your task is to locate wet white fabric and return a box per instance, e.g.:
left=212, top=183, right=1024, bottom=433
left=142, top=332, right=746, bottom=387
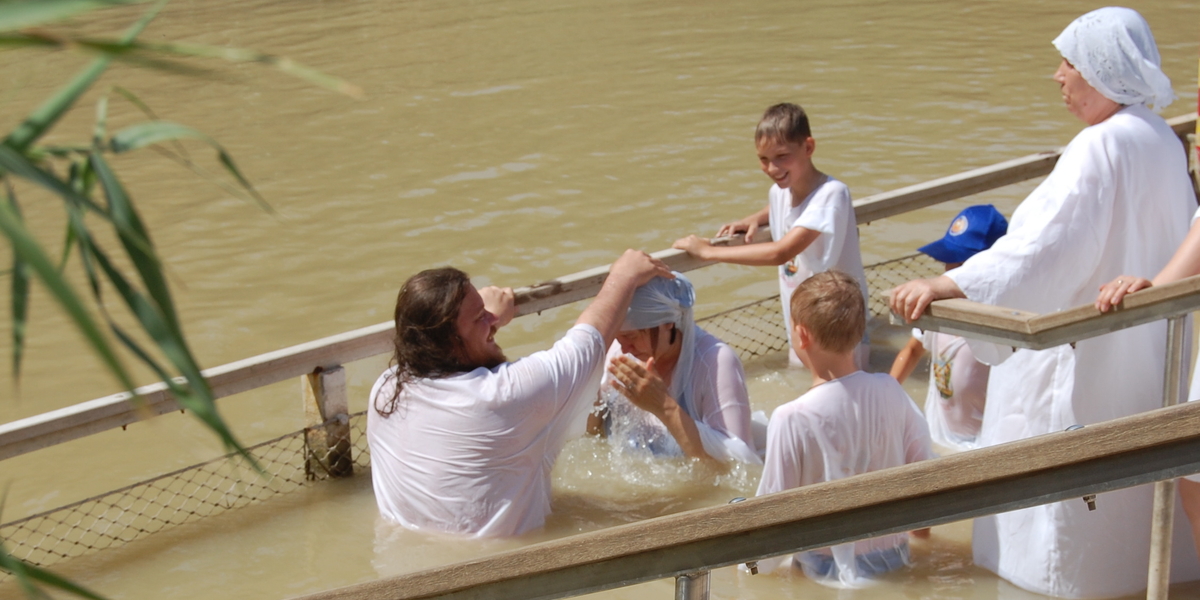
left=912, top=329, right=988, bottom=452
left=367, top=324, right=604, bottom=538
left=947, top=104, right=1199, bottom=598
left=619, top=273, right=700, bottom=419
left=755, top=371, right=933, bottom=587
left=768, top=176, right=868, bottom=350
left=1052, top=7, right=1174, bottom=110
left=600, top=328, right=759, bottom=463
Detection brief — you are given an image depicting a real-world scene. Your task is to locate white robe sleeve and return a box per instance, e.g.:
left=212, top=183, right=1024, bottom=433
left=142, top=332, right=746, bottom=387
left=947, top=129, right=1115, bottom=312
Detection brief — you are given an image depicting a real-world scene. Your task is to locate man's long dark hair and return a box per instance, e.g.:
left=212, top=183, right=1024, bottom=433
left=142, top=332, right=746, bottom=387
left=375, top=267, right=470, bottom=417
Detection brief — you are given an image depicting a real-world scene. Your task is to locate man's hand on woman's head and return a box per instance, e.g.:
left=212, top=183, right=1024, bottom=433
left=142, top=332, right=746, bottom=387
left=1094, top=276, right=1152, bottom=313
left=888, top=276, right=966, bottom=323
left=611, top=249, right=674, bottom=287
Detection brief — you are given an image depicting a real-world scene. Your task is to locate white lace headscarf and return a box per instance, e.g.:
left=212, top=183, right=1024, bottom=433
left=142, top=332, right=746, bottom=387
left=1052, top=7, right=1174, bottom=110
left=621, top=272, right=699, bottom=420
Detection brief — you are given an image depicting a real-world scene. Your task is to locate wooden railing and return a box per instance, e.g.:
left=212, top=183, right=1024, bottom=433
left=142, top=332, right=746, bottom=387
left=3, top=112, right=1192, bottom=463
left=293, top=273, right=1200, bottom=600
left=0, top=114, right=1191, bottom=457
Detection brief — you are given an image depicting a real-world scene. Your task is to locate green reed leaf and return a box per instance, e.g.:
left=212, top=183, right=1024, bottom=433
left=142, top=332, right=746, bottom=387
left=2, top=0, right=163, bottom=152
left=110, top=121, right=267, bottom=210
left=0, top=197, right=137, bottom=394
left=0, top=0, right=144, bottom=33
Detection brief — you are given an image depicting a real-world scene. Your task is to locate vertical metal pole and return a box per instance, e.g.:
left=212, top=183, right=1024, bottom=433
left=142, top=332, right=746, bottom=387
left=674, top=570, right=709, bottom=600
left=1148, top=315, right=1186, bottom=600
left=302, top=366, right=353, bottom=478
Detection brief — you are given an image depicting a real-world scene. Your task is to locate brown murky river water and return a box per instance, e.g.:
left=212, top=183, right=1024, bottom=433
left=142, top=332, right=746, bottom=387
left=1, top=0, right=1199, bottom=598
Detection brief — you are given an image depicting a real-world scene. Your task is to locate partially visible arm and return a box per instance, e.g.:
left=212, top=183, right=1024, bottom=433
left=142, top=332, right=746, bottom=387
left=889, top=336, right=926, bottom=384
left=716, top=205, right=771, bottom=243
left=674, top=226, right=821, bottom=267
left=887, top=276, right=966, bottom=323
left=478, top=286, right=516, bottom=328
left=578, top=250, right=674, bottom=348
left=1155, top=218, right=1200, bottom=284
left=1095, top=218, right=1200, bottom=312
left=699, top=343, right=755, bottom=450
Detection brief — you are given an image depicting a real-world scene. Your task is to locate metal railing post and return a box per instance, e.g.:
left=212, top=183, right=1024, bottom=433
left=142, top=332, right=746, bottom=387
left=1147, top=315, right=1186, bottom=600
left=674, top=570, right=709, bottom=600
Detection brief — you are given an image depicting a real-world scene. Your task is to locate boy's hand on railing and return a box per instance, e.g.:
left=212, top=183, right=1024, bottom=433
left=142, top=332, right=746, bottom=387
left=1095, top=276, right=1153, bottom=313
left=673, top=235, right=712, bottom=259
left=716, top=217, right=758, bottom=243
left=888, top=276, right=966, bottom=323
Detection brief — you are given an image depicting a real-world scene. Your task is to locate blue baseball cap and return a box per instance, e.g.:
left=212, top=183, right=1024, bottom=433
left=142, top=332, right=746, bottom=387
left=917, top=205, right=1008, bottom=264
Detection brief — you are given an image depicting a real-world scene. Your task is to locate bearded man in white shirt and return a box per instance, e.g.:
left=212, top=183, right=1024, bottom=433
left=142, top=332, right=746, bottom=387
left=367, top=250, right=671, bottom=538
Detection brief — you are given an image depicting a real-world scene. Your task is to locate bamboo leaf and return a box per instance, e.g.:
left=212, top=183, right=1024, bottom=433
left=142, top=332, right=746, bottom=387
left=0, top=544, right=108, bottom=600
left=112, top=86, right=190, bottom=159
left=0, top=34, right=362, bottom=99
left=5, top=185, right=29, bottom=381
left=0, top=0, right=144, bottom=33
left=92, top=93, right=108, bottom=148
left=75, top=215, right=252, bottom=463
left=0, top=199, right=138, bottom=394
left=0, top=144, right=155, bottom=259
left=88, top=152, right=178, bottom=334
left=109, top=122, right=267, bottom=210
left=0, top=35, right=215, bottom=77
left=2, top=0, right=164, bottom=152
left=132, top=40, right=363, bottom=98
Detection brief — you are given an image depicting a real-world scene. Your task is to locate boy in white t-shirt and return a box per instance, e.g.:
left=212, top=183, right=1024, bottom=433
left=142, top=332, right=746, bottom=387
left=889, top=205, right=1007, bottom=452
left=757, top=271, right=932, bottom=587
left=673, top=103, right=868, bottom=367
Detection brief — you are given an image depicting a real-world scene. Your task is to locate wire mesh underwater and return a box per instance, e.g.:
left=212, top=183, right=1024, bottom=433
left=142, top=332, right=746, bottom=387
left=0, top=252, right=942, bottom=581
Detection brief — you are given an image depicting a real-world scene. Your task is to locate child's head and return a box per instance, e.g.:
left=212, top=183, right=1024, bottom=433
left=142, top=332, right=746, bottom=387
left=755, top=103, right=811, bottom=146
left=918, top=205, right=1008, bottom=269
left=755, top=103, right=817, bottom=193
left=789, top=270, right=865, bottom=355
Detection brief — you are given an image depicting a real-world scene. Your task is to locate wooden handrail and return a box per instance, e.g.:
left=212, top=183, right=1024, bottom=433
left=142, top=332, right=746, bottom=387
left=295, top=400, right=1200, bottom=600
left=1, top=112, right=1194, bottom=461
left=896, top=274, right=1200, bottom=349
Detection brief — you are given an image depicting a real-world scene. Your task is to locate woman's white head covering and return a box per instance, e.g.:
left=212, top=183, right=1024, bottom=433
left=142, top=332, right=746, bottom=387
left=621, top=272, right=700, bottom=419
left=1052, top=7, right=1174, bottom=110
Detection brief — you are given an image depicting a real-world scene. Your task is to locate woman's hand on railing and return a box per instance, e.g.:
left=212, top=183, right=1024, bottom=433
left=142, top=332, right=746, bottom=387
left=888, top=276, right=966, bottom=323
left=1094, top=276, right=1152, bottom=313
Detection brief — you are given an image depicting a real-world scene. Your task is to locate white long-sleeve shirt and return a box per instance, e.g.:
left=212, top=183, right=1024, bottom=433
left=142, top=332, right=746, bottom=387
left=367, top=324, right=604, bottom=538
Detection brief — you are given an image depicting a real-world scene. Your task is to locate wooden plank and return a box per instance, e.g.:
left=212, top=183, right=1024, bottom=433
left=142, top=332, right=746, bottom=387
left=513, top=229, right=771, bottom=316
left=295, top=401, right=1200, bottom=600
left=895, top=275, right=1200, bottom=350
left=0, top=320, right=394, bottom=461
left=853, top=150, right=1061, bottom=224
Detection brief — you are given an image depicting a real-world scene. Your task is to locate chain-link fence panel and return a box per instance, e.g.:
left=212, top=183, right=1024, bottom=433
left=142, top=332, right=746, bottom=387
left=0, top=414, right=371, bottom=580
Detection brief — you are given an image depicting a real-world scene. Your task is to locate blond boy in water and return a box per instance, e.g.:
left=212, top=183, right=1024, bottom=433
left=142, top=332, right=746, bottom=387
left=756, top=271, right=932, bottom=585
left=673, top=103, right=868, bottom=367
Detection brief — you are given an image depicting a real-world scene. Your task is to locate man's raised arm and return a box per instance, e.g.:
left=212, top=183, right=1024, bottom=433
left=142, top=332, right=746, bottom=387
left=578, top=250, right=673, bottom=347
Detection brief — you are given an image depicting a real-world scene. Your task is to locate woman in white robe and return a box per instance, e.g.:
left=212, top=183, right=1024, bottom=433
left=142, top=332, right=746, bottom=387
left=890, top=7, right=1199, bottom=598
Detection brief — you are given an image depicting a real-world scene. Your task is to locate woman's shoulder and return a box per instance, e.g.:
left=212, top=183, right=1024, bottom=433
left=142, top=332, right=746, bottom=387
left=693, top=328, right=741, bottom=363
